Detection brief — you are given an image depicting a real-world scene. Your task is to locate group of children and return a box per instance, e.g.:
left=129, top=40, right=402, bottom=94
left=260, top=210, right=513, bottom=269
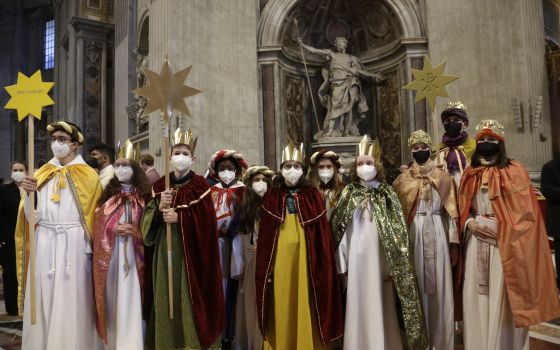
left=13, top=101, right=560, bottom=350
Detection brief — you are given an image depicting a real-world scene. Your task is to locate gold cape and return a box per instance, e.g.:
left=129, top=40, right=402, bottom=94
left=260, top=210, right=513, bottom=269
left=392, top=161, right=459, bottom=226
left=14, top=161, right=102, bottom=315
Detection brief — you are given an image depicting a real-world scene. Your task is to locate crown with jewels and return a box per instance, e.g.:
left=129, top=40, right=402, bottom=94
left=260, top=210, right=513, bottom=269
left=407, top=129, right=433, bottom=149
left=444, top=100, right=467, bottom=112
left=475, top=119, right=505, bottom=141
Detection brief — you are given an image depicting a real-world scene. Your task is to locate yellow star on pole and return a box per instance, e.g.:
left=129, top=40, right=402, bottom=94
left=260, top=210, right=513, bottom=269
left=132, top=58, right=202, bottom=123
left=402, top=56, right=459, bottom=110
left=4, top=70, right=55, bottom=121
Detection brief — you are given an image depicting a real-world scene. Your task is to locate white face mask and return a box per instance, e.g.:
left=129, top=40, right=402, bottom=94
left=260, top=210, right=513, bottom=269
left=171, top=155, right=192, bottom=172
left=11, top=171, right=25, bottom=183
left=282, top=168, right=303, bottom=187
left=218, top=170, right=236, bottom=186
left=115, top=165, right=134, bottom=183
left=318, top=168, right=334, bottom=184
left=51, top=141, right=73, bottom=159
left=357, top=164, right=377, bottom=182
left=252, top=180, right=268, bottom=197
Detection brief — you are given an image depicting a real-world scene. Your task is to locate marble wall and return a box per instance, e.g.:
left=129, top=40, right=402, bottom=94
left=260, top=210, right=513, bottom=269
left=145, top=0, right=261, bottom=174
left=426, top=0, right=552, bottom=174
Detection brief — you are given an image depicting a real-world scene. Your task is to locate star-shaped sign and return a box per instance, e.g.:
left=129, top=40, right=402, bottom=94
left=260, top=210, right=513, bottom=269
left=402, top=56, right=459, bottom=110
left=132, top=58, right=202, bottom=123
left=4, top=70, right=55, bottom=121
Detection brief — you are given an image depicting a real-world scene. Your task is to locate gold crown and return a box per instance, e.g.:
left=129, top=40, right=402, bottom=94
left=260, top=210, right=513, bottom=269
left=444, top=100, right=466, bottom=112
left=173, top=128, right=198, bottom=153
left=281, top=140, right=304, bottom=164
left=475, top=119, right=505, bottom=140
left=407, top=130, right=433, bottom=149
left=356, top=135, right=381, bottom=161
left=117, top=139, right=141, bottom=162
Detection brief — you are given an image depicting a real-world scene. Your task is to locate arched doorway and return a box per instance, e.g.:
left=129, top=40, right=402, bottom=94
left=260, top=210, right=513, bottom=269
left=257, top=0, right=427, bottom=171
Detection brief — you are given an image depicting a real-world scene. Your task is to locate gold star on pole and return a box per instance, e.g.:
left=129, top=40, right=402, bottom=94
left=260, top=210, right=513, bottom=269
left=402, top=56, right=459, bottom=110
left=132, top=58, right=202, bottom=123
left=4, top=70, right=54, bottom=120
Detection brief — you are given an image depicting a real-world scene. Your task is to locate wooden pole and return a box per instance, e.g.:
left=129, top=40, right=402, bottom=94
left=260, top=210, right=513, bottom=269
left=161, top=112, right=173, bottom=319
left=28, top=115, right=36, bottom=324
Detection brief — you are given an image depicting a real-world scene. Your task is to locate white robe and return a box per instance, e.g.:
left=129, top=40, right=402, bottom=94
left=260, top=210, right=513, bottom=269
left=22, top=155, right=101, bottom=350
left=410, top=188, right=457, bottom=350
left=104, top=211, right=143, bottom=350
left=463, top=189, right=529, bottom=350
left=336, top=180, right=403, bottom=350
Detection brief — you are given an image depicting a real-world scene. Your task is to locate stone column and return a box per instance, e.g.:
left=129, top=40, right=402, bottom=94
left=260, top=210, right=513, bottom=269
left=426, top=0, right=551, bottom=174
left=147, top=0, right=261, bottom=174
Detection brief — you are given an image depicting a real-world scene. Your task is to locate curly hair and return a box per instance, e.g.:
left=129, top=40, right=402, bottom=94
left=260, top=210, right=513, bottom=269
left=98, top=160, right=152, bottom=206
left=307, top=158, right=345, bottom=200
left=236, top=174, right=273, bottom=235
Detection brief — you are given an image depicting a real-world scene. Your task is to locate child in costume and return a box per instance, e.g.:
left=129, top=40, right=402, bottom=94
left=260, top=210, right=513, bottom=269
left=307, top=149, right=345, bottom=219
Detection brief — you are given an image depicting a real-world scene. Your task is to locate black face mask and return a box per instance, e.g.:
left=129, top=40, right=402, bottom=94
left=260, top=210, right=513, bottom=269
left=86, top=158, right=99, bottom=169
left=477, top=142, right=499, bottom=157
left=444, top=121, right=463, bottom=138
left=412, top=150, right=431, bottom=164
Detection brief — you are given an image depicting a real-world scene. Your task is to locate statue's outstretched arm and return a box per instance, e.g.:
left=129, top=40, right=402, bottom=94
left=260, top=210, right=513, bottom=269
left=359, top=68, right=386, bottom=82
left=298, top=39, right=331, bottom=57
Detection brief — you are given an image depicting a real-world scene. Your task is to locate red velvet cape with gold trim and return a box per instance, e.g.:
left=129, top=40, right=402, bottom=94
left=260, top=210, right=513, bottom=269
left=152, top=173, right=225, bottom=347
left=254, top=185, right=344, bottom=344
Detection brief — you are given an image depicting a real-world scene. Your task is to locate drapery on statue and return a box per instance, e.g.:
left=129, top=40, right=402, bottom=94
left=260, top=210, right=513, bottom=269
left=299, top=37, right=386, bottom=137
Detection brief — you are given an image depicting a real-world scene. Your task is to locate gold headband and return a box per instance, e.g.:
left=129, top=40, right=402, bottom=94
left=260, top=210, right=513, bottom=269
left=407, top=129, right=433, bottom=149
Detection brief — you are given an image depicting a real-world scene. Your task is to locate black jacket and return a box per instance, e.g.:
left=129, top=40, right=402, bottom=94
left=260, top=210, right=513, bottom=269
left=541, top=157, right=560, bottom=238
left=0, top=182, right=21, bottom=245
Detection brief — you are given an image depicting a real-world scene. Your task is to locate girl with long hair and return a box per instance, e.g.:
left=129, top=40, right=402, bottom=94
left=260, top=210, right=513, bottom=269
left=307, top=150, right=345, bottom=219
left=231, top=166, right=274, bottom=350
left=93, top=141, right=151, bottom=349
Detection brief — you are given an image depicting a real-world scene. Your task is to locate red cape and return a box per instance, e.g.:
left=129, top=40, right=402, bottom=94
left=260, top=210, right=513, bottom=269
left=255, top=185, right=344, bottom=344
left=152, top=173, right=225, bottom=347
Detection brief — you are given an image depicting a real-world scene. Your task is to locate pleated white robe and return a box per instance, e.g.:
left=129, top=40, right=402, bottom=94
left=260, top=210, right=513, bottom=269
left=104, top=211, right=143, bottom=350
left=22, top=156, right=101, bottom=350
left=336, top=182, right=403, bottom=350
left=463, top=190, right=529, bottom=350
left=410, top=188, right=457, bottom=350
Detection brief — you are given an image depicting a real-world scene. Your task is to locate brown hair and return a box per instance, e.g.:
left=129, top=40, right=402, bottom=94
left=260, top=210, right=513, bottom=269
left=348, top=159, right=386, bottom=183
left=470, top=141, right=511, bottom=169
left=307, top=158, right=345, bottom=199
left=237, top=174, right=273, bottom=235
left=10, top=160, right=27, bottom=171
left=98, top=160, right=152, bottom=206
left=140, top=154, right=154, bottom=166
left=171, top=144, right=193, bottom=154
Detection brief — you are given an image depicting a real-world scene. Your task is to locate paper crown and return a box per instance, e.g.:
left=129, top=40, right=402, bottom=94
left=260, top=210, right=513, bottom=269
left=475, top=119, right=505, bottom=141
left=173, top=127, right=197, bottom=153
left=117, top=139, right=141, bottom=162
left=356, top=135, right=381, bottom=161
left=281, top=140, right=305, bottom=164
left=407, top=129, right=433, bottom=149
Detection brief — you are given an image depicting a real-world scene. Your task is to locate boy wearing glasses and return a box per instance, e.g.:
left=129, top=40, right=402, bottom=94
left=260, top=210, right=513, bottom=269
left=16, top=121, right=103, bottom=349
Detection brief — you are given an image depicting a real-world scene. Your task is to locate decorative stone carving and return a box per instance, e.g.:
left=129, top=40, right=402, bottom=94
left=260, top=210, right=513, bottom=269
left=285, top=75, right=308, bottom=144
left=84, top=40, right=102, bottom=149
left=376, top=69, right=401, bottom=169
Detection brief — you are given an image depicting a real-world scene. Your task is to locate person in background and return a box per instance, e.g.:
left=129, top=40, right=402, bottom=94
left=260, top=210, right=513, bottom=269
left=89, top=143, right=115, bottom=189
left=140, top=154, right=160, bottom=185
left=460, top=119, right=560, bottom=349
left=0, top=161, right=27, bottom=317
left=541, top=152, right=560, bottom=287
